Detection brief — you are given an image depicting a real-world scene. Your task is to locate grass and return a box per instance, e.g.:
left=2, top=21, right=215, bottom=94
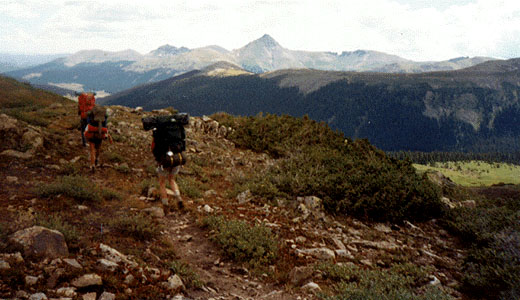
left=202, top=215, right=279, bottom=271
left=108, top=212, right=163, bottom=241
left=35, top=213, right=80, bottom=246
left=414, top=161, right=520, bottom=186
left=167, top=260, right=204, bottom=289
left=317, top=263, right=454, bottom=300
left=36, top=175, right=102, bottom=204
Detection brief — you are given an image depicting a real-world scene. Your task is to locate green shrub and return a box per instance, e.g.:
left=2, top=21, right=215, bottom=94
left=108, top=212, right=162, bottom=241
left=35, top=213, right=80, bottom=245
left=203, top=215, right=279, bottom=270
left=58, top=162, right=81, bottom=175
left=215, top=113, right=443, bottom=223
left=318, top=263, right=453, bottom=300
left=115, top=163, right=131, bottom=174
left=106, top=152, right=125, bottom=163
left=36, top=175, right=102, bottom=204
left=443, top=194, right=520, bottom=299
left=102, top=188, right=123, bottom=201
left=178, top=177, right=207, bottom=199
left=168, top=260, right=203, bottom=288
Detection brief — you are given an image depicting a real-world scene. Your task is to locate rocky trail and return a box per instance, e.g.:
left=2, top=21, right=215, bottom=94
left=0, top=103, right=468, bottom=299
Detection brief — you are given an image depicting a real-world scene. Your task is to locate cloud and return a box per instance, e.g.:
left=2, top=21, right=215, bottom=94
left=0, top=0, right=519, bottom=60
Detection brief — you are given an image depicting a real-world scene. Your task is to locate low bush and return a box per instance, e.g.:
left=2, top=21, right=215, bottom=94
left=102, top=188, right=123, bottom=201
left=108, top=212, right=162, bottom=241
left=178, top=177, right=207, bottom=199
left=36, top=175, right=102, bottom=204
left=215, top=112, right=443, bottom=223
left=35, top=213, right=80, bottom=246
left=168, top=260, right=204, bottom=288
left=202, top=215, right=279, bottom=270
left=318, top=263, right=453, bottom=300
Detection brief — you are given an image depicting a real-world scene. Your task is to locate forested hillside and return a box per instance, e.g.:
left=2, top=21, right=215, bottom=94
left=102, top=58, right=520, bottom=152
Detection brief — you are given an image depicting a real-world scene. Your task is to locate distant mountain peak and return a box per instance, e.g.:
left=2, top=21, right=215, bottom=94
left=149, top=44, right=190, bottom=57
left=250, top=34, right=281, bottom=49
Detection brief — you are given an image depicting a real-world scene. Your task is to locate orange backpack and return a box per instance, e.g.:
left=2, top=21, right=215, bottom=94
left=78, top=93, right=96, bottom=119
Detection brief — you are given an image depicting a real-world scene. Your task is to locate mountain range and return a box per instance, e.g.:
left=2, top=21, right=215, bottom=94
left=101, top=58, right=520, bottom=153
left=5, top=34, right=494, bottom=95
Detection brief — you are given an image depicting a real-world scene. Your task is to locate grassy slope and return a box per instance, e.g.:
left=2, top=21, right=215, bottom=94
left=414, top=161, right=520, bottom=186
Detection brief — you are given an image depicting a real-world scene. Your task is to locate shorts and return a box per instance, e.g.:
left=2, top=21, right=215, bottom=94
left=87, top=137, right=103, bottom=146
left=157, top=164, right=180, bottom=177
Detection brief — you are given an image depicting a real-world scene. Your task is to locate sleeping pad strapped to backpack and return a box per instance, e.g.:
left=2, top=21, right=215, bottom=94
left=142, top=114, right=189, bottom=168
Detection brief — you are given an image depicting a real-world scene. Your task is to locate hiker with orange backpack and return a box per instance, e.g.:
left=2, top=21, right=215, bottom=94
left=77, top=92, right=96, bottom=147
left=84, top=105, right=111, bottom=172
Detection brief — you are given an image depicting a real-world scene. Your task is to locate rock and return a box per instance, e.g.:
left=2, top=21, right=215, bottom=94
left=204, top=189, right=218, bottom=197
left=6, top=176, right=18, bottom=184
left=0, top=252, right=24, bottom=263
left=335, top=249, right=355, bottom=259
left=98, top=258, right=119, bottom=272
left=374, top=223, right=392, bottom=233
left=63, top=258, right=83, bottom=269
left=237, top=190, right=253, bottom=204
left=133, top=107, right=144, bottom=113
left=99, top=292, right=116, bottom=300
left=22, top=128, right=43, bottom=153
left=360, top=259, right=373, bottom=267
left=302, top=281, right=321, bottom=292
left=441, top=197, right=456, bottom=209
left=143, top=206, right=165, bottom=218
left=57, top=287, right=77, bottom=298
left=296, top=248, right=335, bottom=261
left=16, top=291, right=29, bottom=299
left=301, top=196, right=322, bottom=211
left=9, top=226, right=69, bottom=259
left=124, top=274, right=135, bottom=285
left=0, top=260, right=10, bottom=269
left=147, top=187, right=158, bottom=198
left=163, top=274, right=185, bottom=291
left=331, top=238, right=346, bottom=250
left=25, top=275, right=39, bottom=285
left=350, top=239, right=399, bottom=251
left=99, top=243, right=138, bottom=268
left=29, top=293, right=47, bottom=300
left=295, top=236, right=307, bottom=244
left=203, top=204, right=214, bottom=213
left=82, top=292, right=97, bottom=300
left=71, top=274, right=102, bottom=287
left=429, top=275, right=441, bottom=286
left=461, top=200, right=477, bottom=209
left=288, top=266, right=314, bottom=285
left=1, top=149, right=34, bottom=159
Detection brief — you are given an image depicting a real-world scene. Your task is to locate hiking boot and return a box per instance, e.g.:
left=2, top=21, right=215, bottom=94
left=90, top=166, right=96, bottom=173
left=95, top=158, right=99, bottom=167
left=177, top=200, right=184, bottom=210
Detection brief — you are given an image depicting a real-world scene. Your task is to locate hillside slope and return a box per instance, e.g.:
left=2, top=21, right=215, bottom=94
left=0, top=76, right=479, bottom=299
left=102, top=58, right=520, bottom=153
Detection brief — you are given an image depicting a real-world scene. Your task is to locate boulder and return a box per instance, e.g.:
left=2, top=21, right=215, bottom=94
left=143, top=206, right=165, bottom=218
left=9, top=226, right=69, bottom=259
left=71, top=273, right=102, bottom=287
left=163, top=274, right=185, bottom=291
left=302, top=281, right=321, bottom=292
left=237, top=190, right=253, bottom=204
left=296, top=248, right=335, bottom=261
left=288, top=266, right=314, bottom=285
left=99, top=292, right=116, bottom=300
left=28, top=293, right=47, bottom=300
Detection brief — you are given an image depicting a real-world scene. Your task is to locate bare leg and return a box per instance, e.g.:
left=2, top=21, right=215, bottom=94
left=89, top=142, right=96, bottom=170
left=169, top=174, right=183, bottom=209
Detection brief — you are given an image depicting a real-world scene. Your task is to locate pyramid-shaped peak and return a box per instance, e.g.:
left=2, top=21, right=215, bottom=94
left=255, top=34, right=281, bottom=48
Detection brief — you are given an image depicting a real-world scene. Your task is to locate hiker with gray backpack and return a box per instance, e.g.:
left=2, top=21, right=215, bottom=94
left=142, top=113, right=189, bottom=211
left=85, top=105, right=112, bottom=172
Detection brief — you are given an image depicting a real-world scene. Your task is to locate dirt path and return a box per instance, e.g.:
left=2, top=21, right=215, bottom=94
left=163, top=210, right=304, bottom=300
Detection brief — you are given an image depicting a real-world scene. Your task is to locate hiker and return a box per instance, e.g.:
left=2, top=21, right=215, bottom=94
left=77, top=92, right=96, bottom=147
left=142, top=114, right=189, bottom=210
left=84, top=105, right=110, bottom=172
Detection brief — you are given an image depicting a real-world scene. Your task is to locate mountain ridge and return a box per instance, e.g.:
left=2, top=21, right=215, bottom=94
left=5, top=34, right=498, bottom=94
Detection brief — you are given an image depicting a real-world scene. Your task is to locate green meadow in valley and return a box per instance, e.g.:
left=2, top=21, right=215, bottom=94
left=414, top=161, right=520, bottom=186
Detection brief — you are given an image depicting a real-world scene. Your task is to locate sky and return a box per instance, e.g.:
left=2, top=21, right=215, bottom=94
left=0, top=0, right=519, bottom=61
